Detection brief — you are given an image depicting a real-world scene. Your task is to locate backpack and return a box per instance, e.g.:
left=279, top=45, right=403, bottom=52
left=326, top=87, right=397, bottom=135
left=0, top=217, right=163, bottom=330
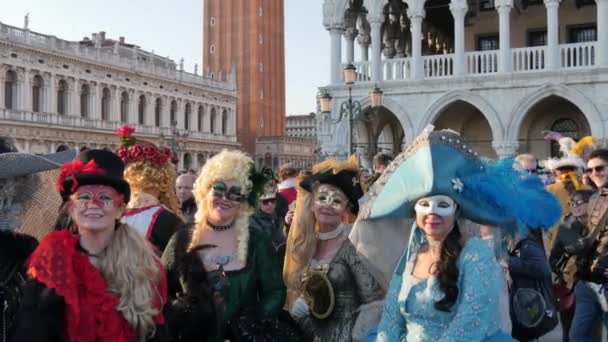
left=509, top=237, right=559, bottom=340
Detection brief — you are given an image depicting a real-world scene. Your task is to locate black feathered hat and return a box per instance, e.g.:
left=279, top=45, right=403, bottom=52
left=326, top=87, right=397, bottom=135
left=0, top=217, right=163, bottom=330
left=299, top=155, right=363, bottom=214
left=57, top=149, right=131, bottom=203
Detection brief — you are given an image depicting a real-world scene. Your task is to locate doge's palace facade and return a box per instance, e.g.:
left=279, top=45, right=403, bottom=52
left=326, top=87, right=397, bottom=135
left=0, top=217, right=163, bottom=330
left=0, top=20, right=238, bottom=171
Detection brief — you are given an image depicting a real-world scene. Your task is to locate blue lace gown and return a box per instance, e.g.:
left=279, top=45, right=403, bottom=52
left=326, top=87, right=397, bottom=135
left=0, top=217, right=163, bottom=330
left=376, top=238, right=515, bottom=342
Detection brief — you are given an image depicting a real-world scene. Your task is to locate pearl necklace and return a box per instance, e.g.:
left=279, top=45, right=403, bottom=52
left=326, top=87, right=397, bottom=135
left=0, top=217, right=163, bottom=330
left=318, top=226, right=344, bottom=240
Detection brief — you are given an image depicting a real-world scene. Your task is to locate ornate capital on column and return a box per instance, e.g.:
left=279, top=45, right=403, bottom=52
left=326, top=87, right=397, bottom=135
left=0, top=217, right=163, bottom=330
left=344, top=27, right=359, bottom=41
left=407, top=6, right=426, bottom=20
left=449, top=0, right=469, bottom=16
left=495, top=0, right=514, bottom=10
left=357, top=33, right=371, bottom=47
left=492, top=140, right=519, bottom=159
left=323, top=0, right=346, bottom=30
left=544, top=0, right=561, bottom=7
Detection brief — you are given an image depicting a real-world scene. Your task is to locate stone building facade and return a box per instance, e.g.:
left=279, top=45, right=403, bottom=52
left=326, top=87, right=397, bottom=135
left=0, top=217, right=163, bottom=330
left=254, top=136, right=316, bottom=171
left=0, top=21, right=238, bottom=171
left=319, top=0, right=608, bottom=163
left=286, top=112, right=317, bottom=141
left=203, top=0, right=286, bottom=155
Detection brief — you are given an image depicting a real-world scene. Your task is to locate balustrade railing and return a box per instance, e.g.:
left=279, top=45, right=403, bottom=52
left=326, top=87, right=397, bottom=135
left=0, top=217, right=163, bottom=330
left=0, top=109, right=237, bottom=142
left=466, top=50, right=498, bottom=74
left=384, top=58, right=412, bottom=81
left=424, top=54, right=454, bottom=78
left=512, top=46, right=546, bottom=72
left=561, top=42, right=596, bottom=69
left=352, top=61, right=372, bottom=82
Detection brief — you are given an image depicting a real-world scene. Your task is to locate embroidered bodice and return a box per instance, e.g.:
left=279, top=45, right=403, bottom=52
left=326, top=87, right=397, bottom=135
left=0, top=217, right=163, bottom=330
left=376, top=238, right=513, bottom=342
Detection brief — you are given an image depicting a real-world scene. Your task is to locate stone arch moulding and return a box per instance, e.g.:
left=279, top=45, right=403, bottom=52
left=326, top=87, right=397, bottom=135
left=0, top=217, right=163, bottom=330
left=357, top=95, right=415, bottom=143
left=507, top=84, right=605, bottom=142
left=418, top=90, right=505, bottom=141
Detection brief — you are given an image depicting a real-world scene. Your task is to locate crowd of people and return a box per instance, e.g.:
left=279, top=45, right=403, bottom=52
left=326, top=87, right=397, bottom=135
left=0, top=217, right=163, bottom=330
left=0, top=124, right=607, bottom=341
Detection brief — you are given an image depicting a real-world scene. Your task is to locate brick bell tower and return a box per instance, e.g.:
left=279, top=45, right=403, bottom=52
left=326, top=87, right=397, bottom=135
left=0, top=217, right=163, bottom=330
left=203, top=0, right=286, bottom=154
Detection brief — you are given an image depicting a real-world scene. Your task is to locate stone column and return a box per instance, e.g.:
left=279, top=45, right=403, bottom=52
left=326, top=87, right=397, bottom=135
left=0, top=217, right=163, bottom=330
left=176, top=99, right=185, bottom=129
left=192, top=103, right=200, bottom=133
left=344, top=27, right=358, bottom=64
left=129, top=90, right=138, bottom=124
left=21, top=69, right=32, bottom=111
left=408, top=8, right=425, bottom=80
left=450, top=0, right=468, bottom=76
left=69, top=79, right=78, bottom=117
left=162, top=96, right=172, bottom=128
left=496, top=0, right=513, bottom=73
left=329, top=26, right=344, bottom=84
left=545, top=0, right=561, bottom=70
left=492, top=140, right=519, bottom=159
left=369, top=17, right=383, bottom=82
left=358, top=34, right=370, bottom=61
left=111, top=87, right=120, bottom=122
left=90, top=84, right=99, bottom=120
left=145, top=94, right=154, bottom=126
left=0, top=73, right=5, bottom=109
left=598, top=0, right=608, bottom=66
left=47, top=74, right=56, bottom=114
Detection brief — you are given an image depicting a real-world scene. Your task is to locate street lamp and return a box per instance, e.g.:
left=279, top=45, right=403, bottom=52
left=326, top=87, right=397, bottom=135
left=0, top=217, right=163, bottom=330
left=160, top=120, right=189, bottom=164
left=317, top=64, right=384, bottom=155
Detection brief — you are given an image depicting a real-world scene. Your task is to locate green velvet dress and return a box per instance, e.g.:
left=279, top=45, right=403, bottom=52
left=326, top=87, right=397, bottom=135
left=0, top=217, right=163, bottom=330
left=162, top=226, right=286, bottom=327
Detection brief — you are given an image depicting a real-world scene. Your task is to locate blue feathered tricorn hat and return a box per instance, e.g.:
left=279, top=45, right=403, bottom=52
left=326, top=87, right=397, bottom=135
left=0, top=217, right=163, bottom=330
left=358, top=127, right=562, bottom=232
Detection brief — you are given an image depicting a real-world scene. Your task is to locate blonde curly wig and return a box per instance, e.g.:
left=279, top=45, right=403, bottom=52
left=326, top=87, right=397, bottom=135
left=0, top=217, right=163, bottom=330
left=124, top=161, right=180, bottom=215
left=189, top=150, right=255, bottom=264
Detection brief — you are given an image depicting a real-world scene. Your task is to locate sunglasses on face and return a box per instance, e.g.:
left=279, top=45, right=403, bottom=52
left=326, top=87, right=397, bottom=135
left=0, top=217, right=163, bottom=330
left=585, top=165, right=607, bottom=174
left=569, top=199, right=587, bottom=207
left=261, top=198, right=276, bottom=205
left=211, top=182, right=243, bottom=202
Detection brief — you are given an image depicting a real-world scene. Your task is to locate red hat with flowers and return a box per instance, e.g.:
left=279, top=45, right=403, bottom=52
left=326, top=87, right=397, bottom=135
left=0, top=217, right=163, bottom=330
left=115, top=125, right=173, bottom=167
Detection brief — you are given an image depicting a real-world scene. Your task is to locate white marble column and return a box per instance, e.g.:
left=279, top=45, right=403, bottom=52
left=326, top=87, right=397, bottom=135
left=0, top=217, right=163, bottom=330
left=111, top=87, right=120, bottom=122
left=597, top=0, right=608, bottom=66
left=408, top=8, right=425, bottom=80
left=344, top=27, right=358, bottom=64
left=145, top=94, right=154, bottom=126
left=203, top=107, right=211, bottom=133
left=90, top=84, right=100, bottom=120
left=369, top=18, right=383, bottom=82
left=129, top=90, right=138, bottom=124
left=69, top=79, right=79, bottom=116
left=0, top=74, right=5, bottom=109
left=176, top=99, right=185, bottom=129
left=162, top=96, right=172, bottom=128
left=545, top=0, right=561, bottom=70
left=329, top=26, right=344, bottom=84
left=192, top=103, right=200, bottom=133
left=20, top=69, right=32, bottom=111
left=496, top=0, right=513, bottom=73
left=47, top=74, right=56, bottom=114
left=450, top=0, right=468, bottom=76
left=492, top=140, right=519, bottom=159
left=358, top=35, right=370, bottom=61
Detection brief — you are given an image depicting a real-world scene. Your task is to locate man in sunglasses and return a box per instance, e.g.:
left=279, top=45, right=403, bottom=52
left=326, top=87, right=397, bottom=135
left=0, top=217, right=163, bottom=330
left=568, top=148, right=608, bottom=341
left=250, top=181, right=286, bottom=266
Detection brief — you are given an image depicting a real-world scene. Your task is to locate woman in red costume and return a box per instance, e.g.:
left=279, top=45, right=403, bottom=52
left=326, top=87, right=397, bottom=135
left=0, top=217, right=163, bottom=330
left=13, top=149, right=168, bottom=342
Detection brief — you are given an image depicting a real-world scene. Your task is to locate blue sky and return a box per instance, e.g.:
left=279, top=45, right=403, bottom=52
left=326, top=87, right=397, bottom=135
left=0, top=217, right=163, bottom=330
left=1, top=0, right=328, bottom=115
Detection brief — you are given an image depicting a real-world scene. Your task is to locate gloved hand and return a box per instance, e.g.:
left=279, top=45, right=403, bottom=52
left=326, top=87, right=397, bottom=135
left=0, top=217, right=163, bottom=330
left=290, top=296, right=310, bottom=319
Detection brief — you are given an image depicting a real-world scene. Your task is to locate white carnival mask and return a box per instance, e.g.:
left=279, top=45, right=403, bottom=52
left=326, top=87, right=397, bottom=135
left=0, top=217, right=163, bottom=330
left=414, top=195, right=457, bottom=217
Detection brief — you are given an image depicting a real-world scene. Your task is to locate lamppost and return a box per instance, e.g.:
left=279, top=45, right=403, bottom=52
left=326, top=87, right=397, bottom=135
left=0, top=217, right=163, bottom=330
left=160, top=120, right=189, bottom=165
left=318, top=64, right=384, bottom=156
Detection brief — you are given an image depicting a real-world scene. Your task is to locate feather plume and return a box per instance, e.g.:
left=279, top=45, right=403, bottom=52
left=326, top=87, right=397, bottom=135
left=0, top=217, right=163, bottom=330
left=572, top=136, right=595, bottom=156
left=312, top=154, right=359, bottom=175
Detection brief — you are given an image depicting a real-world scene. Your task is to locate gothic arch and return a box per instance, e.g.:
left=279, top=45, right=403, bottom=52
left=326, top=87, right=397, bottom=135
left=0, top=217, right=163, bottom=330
left=356, top=95, right=415, bottom=142
left=508, top=84, right=605, bottom=141
left=419, top=90, right=505, bottom=140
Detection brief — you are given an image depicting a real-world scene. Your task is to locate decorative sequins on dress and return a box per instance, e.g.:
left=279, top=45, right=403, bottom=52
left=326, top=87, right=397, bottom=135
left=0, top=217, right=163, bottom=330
left=376, top=238, right=514, bottom=342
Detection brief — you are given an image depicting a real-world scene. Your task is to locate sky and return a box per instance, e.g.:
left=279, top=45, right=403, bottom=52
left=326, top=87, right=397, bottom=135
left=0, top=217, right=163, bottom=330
left=0, top=0, right=329, bottom=115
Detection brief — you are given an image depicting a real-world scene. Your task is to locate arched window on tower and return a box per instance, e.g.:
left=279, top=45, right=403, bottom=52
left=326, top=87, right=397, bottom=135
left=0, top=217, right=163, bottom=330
left=101, top=88, right=110, bottom=121
left=4, top=70, right=17, bottom=110
left=138, top=94, right=146, bottom=125
left=80, top=84, right=90, bottom=118
left=184, top=102, right=191, bottom=130
left=221, top=110, right=228, bottom=135
left=57, top=80, right=68, bottom=115
left=120, top=91, right=129, bottom=123
left=550, top=118, right=580, bottom=158
left=32, top=75, right=43, bottom=112
left=210, top=107, right=216, bottom=134
left=197, top=105, right=204, bottom=132
left=155, top=98, right=162, bottom=127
